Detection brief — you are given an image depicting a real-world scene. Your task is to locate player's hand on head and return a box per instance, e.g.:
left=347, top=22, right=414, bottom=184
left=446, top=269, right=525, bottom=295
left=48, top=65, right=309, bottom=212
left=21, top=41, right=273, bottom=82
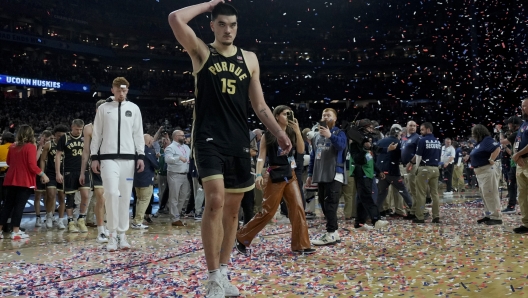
left=208, top=0, right=225, bottom=11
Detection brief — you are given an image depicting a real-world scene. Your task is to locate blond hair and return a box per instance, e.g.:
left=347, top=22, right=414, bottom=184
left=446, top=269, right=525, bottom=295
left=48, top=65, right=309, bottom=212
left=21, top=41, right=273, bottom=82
left=112, top=77, right=130, bottom=88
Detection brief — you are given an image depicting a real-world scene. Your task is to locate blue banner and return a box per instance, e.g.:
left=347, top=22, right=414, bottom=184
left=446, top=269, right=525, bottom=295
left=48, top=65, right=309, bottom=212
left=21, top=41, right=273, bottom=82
left=0, top=74, right=90, bottom=93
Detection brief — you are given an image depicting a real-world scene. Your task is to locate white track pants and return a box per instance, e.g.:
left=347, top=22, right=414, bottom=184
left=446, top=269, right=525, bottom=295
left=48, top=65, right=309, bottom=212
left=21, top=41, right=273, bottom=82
left=101, top=160, right=135, bottom=233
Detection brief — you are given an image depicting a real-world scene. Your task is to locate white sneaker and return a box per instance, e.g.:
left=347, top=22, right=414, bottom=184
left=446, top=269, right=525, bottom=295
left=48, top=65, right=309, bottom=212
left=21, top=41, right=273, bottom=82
left=11, top=231, right=29, bottom=240
left=107, top=233, right=118, bottom=251
left=205, top=280, right=225, bottom=298
left=374, top=220, right=389, bottom=229
left=57, top=219, right=66, bottom=230
left=220, top=274, right=240, bottom=297
left=356, top=224, right=374, bottom=231
left=35, top=217, right=43, bottom=227
left=311, top=231, right=338, bottom=246
left=443, top=191, right=453, bottom=195
left=335, top=231, right=341, bottom=243
left=46, top=215, right=54, bottom=228
left=97, top=233, right=109, bottom=243
left=118, top=233, right=131, bottom=250
left=131, top=223, right=149, bottom=229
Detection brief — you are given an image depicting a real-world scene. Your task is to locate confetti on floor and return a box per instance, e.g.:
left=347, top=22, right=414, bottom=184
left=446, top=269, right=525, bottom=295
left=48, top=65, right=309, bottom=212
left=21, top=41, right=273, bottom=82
left=1, top=189, right=527, bottom=297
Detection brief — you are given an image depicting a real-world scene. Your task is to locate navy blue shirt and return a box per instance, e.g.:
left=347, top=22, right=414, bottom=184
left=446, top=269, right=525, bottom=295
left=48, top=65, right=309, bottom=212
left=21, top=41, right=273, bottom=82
left=516, top=121, right=528, bottom=158
left=454, top=147, right=462, bottom=165
left=470, top=136, right=500, bottom=168
left=376, top=136, right=401, bottom=176
left=416, top=134, right=441, bottom=166
left=134, top=146, right=160, bottom=188
left=401, top=133, right=420, bottom=164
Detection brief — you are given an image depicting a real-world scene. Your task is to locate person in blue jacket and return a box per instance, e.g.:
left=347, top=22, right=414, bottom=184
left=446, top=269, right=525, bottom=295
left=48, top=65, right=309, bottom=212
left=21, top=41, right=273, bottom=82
left=132, top=134, right=159, bottom=229
left=307, top=108, right=347, bottom=246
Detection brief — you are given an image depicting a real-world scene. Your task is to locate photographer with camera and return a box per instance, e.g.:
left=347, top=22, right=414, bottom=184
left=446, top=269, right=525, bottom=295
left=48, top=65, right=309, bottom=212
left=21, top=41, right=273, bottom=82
left=376, top=125, right=413, bottom=216
left=347, top=119, right=389, bottom=231
left=307, top=108, right=347, bottom=246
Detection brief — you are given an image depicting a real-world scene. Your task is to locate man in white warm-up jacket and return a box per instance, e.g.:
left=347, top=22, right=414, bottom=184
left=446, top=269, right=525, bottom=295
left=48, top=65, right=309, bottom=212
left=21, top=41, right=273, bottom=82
left=90, top=77, right=145, bottom=251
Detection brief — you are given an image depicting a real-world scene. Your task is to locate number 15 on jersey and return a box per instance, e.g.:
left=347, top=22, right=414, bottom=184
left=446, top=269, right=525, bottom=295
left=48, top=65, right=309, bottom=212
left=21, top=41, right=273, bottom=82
left=221, top=78, right=236, bottom=94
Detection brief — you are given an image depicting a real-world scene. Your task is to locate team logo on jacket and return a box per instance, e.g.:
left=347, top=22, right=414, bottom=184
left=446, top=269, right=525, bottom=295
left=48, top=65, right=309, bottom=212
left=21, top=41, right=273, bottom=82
left=125, top=110, right=132, bottom=117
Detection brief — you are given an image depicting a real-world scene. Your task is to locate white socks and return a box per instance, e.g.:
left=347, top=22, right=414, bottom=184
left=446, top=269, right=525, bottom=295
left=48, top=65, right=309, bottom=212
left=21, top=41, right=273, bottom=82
left=208, top=269, right=222, bottom=281
left=220, top=264, right=228, bottom=276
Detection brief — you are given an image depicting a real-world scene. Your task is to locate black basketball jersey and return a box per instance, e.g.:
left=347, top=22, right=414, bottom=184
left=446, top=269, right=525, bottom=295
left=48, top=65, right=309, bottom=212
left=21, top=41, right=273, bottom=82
left=57, top=132, right=83, bottom=172
left=193, top=45, right=251, bottom=158
left=45, top=141, right=62, bottom=175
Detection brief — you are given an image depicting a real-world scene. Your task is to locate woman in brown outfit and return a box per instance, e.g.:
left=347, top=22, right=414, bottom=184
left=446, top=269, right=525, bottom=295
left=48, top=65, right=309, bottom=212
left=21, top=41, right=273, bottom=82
left=236, top=105, right=315, bottom=254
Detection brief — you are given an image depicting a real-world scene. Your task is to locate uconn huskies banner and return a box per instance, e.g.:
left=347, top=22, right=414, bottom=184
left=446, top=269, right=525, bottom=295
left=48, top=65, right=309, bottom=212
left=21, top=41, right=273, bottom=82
left=0, top=74, right=90, bottom=93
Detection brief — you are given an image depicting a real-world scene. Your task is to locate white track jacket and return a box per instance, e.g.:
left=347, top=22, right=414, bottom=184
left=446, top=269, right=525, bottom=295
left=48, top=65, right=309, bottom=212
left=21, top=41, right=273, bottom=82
left=91, top=99, right=145, bottom=161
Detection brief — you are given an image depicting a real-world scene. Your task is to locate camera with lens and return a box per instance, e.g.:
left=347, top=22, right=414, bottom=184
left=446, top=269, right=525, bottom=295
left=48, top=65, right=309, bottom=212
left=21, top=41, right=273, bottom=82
left=162, top=119, right=172, bottom=136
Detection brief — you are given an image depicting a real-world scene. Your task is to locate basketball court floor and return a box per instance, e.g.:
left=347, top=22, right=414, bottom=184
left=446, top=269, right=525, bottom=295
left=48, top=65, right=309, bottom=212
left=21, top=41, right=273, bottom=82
left=1, top=188, right=527, bottom=297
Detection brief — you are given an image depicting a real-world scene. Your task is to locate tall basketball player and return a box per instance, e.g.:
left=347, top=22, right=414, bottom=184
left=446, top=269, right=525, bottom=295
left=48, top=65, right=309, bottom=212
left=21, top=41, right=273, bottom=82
left=80, top=99, right=108, bottom=243
left=169, top=1, right=292, bottom=296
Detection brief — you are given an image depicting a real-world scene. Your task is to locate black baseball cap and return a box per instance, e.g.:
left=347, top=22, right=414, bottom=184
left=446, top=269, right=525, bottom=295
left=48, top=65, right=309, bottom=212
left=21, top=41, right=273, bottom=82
left=505, top=116, right=522, bottom=125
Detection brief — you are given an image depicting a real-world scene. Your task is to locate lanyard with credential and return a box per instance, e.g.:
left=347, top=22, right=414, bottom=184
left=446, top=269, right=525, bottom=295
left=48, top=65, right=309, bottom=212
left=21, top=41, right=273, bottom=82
left=178, top=145, right=187, bottom=158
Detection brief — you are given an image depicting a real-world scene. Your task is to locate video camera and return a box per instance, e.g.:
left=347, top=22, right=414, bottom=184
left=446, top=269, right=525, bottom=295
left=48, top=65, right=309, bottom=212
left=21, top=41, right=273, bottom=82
left=162, top=119, right=172, bottom=136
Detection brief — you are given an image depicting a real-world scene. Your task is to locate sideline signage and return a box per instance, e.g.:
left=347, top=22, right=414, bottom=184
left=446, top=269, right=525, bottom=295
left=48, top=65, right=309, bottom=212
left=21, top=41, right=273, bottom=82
left=0, top=74, right=90, bottom=93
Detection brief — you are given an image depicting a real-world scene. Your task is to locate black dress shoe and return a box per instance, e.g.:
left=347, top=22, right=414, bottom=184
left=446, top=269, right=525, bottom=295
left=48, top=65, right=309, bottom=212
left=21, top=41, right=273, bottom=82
left=477, top=217, right=490, bottom=224
left=390, top=213, right=405, bottom=218
left=432, top=217, right=440, bottom=223
left=403, top=214, right=416, bottom=220
left=145, top=215, right=153, bottom=224
left=412, top=219, right=425, bottom=224
left=294, top=248, right=316, bottom=255
left=513, top=225, right=528, bottom=234
left=485, top=219, right=502, bottom=225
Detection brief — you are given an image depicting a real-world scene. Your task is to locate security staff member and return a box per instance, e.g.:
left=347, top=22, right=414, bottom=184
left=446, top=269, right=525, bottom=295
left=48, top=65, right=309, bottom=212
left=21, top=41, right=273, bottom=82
left=413, top=122, right=442, bottom=224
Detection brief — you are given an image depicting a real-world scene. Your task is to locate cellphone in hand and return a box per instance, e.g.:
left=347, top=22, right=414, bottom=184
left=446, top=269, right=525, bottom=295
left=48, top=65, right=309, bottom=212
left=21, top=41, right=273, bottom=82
left=287, top=111, right=294, bottom=122
left=318, top=120, right=327, bottom=128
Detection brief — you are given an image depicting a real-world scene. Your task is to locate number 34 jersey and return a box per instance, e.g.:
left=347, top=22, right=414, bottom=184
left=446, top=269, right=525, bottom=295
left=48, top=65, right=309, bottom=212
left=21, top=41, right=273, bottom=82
left=56, top=132, right=84, bottom=172
left=193, top=44, right=251, bottom=158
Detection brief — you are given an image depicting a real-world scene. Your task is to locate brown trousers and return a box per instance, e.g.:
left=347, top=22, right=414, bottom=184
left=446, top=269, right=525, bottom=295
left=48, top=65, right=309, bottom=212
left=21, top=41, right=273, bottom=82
left=237, top=171, right=311, bottom=251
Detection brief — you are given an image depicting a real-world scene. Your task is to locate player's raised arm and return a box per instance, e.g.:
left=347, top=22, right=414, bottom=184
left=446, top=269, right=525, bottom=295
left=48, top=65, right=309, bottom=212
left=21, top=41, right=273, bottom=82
left=168, top=1, right=222, bottom=63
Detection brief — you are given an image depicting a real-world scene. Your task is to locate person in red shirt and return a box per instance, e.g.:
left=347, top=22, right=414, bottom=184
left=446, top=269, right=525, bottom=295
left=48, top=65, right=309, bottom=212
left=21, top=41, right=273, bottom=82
left=0, top=125, right=49, bottom=240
